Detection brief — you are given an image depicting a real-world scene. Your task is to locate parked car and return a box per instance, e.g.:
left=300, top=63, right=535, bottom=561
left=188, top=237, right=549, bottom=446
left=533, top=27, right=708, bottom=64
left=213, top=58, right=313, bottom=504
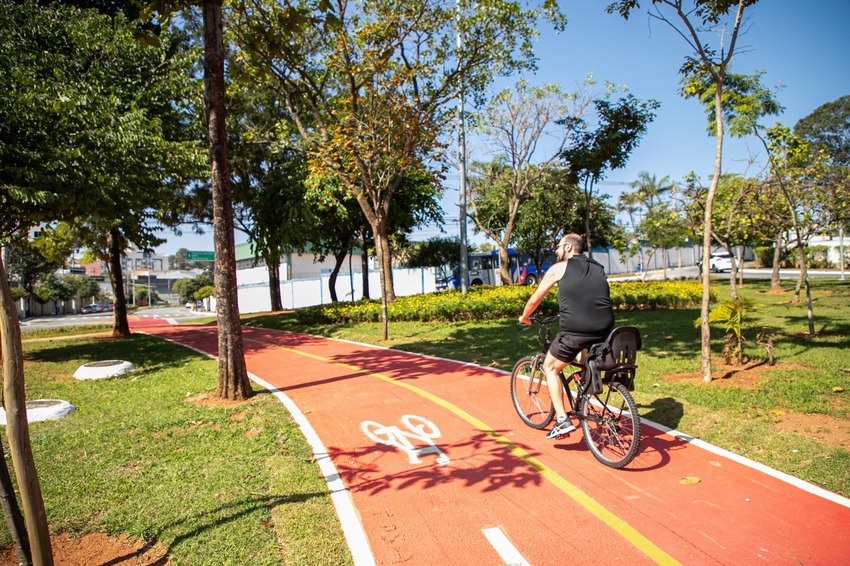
left=707, top=251, right=733, bottom=273
left=81, top=304, right=102, bottom=314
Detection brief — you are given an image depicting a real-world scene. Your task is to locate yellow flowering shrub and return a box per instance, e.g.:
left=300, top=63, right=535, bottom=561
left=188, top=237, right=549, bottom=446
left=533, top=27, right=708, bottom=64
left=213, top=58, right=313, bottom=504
left=296, top=281, right=711, bottom=324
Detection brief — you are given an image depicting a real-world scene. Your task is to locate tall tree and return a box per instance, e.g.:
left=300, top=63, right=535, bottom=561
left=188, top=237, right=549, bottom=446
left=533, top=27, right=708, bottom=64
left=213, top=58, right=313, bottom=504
left=0, top=1, right=86, bottom=558
left=235, top=0, right=564, bottom=339
left=756, top=124, right=830, bottom=335
left=470, top=80, right=592, bottom=284
left=233, top=146, right=315, bottom=312
left=512, top=166, right=622, bottom=275
left=607, top=0, right=757, bottom=383
left=561, top=94, right=659, bottom=256
left=200, top=0, right=253, bottom=399
left=794, top=95, right=850, bottom=167
left=143, top=0, right=254, bottom=400
left=625, top=172, right=688, bottom=280
left=794, top=95, right=850, bottom=255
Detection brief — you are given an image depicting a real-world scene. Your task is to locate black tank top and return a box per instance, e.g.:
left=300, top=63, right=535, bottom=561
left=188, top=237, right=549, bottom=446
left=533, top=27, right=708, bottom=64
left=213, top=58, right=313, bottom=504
left=557, top=254, right=614, bottom=334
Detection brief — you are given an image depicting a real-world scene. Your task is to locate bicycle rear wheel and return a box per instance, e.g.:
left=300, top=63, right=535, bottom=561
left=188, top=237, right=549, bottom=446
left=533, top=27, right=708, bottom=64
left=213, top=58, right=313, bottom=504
left=578, top=381, right=640, bottom=468
left=510, top=356, right=555, bottom=429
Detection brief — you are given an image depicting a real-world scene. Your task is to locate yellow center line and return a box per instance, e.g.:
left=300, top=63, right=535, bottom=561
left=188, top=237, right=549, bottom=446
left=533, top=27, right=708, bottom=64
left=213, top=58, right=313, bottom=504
left=245, top=335, right=681, bottom=565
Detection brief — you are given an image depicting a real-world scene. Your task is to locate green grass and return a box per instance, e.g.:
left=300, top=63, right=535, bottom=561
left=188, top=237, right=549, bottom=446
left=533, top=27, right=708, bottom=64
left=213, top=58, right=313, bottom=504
left=5, top=332, right=352, bottom=565
left=19, top=323, right=113, bottom=340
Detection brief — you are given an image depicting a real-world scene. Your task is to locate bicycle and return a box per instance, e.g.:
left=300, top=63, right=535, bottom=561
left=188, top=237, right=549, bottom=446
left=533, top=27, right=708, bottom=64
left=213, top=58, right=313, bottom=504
left=510, top=315, right=642, bottom=469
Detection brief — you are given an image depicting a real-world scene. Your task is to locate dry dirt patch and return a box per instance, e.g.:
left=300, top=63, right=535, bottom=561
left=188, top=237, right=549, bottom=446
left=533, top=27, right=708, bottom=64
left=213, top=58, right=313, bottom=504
left=0, top=533, right=169, bottom=565
left=664, top=359, right=850, bottom=448
left=662, top=358, right=807, bottom=388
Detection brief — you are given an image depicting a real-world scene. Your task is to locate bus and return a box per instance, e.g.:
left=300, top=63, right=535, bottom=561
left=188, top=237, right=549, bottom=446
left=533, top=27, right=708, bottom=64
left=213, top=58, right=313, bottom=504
left=436, top=248, right=558, bottom=290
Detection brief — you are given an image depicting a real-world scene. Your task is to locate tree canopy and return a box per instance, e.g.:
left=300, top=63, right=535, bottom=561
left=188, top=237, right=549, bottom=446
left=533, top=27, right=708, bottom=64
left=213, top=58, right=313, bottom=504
left=794, top=94, right=850, bottom=167
left=233, top=0, right=565, bottom=338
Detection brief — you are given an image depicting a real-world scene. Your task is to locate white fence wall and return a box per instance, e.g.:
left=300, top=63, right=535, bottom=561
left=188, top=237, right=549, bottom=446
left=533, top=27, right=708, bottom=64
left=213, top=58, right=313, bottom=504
left=237, top=267, right=437, bottom=314
left=234, top=246, right=706, bottom=315
left=590, top=245, right=701, bottom=275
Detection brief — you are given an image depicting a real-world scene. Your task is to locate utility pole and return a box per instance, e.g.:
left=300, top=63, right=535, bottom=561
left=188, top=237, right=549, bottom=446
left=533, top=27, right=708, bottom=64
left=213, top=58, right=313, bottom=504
left=456, top=1, right=469, bottom=293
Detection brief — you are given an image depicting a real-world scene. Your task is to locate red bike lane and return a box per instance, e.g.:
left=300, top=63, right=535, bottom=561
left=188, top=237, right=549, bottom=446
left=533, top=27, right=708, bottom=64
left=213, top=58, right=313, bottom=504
left=134, top=317, right=850, bottom=565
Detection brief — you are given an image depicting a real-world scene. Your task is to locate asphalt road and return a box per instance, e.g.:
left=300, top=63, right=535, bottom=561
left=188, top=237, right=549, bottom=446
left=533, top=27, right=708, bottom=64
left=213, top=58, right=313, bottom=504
left=18, top=305, right=208, bottom=333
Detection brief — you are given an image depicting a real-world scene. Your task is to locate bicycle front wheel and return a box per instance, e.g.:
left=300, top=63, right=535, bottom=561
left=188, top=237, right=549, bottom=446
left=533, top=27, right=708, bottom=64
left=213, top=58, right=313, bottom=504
left=579, top=381, right=641, bottom=468
left=510, top=356, right=555, bottom=429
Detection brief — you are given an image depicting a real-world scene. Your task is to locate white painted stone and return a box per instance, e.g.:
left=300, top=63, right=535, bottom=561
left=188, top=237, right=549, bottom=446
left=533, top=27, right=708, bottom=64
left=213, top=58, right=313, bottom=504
left=0, top=399, right=76, bottom=425
left=74, top=360, right=135, bottom=380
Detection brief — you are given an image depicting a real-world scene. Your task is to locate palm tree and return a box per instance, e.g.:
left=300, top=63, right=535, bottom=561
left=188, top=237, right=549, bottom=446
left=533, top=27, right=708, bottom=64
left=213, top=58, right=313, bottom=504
left=629, top=171, right=675, bottom=214
left=626, top=172, right=678, bottom=278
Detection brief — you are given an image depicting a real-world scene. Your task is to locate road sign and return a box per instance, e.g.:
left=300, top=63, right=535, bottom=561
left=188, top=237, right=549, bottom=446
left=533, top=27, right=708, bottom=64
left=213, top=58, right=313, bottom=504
left=187, top=251, right=214, bottom=261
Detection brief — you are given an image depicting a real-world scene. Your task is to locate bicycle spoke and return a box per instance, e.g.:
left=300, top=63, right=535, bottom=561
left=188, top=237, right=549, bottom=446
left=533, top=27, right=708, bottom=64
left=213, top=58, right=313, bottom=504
left=579, top=382, right=641, bottom=468
left=511, top=357, right=554, bottom=429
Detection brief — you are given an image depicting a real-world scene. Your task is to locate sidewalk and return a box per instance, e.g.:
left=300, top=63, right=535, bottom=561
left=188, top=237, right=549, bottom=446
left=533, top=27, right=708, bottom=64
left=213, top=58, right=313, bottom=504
left=137, top=318, right=850, bottom=565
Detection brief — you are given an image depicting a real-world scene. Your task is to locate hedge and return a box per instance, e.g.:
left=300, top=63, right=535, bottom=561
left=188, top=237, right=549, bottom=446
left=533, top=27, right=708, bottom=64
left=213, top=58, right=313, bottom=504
left=295, top=280, right=711, bottom=325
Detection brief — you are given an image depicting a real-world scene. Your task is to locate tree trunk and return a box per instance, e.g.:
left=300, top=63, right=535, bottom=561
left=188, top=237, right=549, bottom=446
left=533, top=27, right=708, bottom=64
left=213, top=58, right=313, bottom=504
left=372, top=222, right=393, bottom=340
left=498, top=241, right=512, bottom=286
left=700, top=82, right=725, bottom=384
left=360, top=228, right=370, bottom=300
left=0, top=259, right=53, bottom=565
left=203, top=0, right=253, bottom=401
left=328, top=247, right=354, bottom=303
left=375, top=226, right=395, bottom=303
left=107, top=228, right=131, bottom=337
left=0, top=437, right=31, bottom=565
left=727, top=246, right=739, bottom=300
left=265, top=253, right=282, bottom=312
left=793, top=252, right=803, bottom=303
left=795, top=241, right=815, bottom=335
left=770, top=232, right=783, bottom=292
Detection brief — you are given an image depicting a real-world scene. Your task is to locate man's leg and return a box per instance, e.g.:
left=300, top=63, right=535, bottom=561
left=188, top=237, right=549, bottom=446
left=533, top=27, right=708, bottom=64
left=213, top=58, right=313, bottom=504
left=542, top=353, right=577, bottom=438
left=542, top=352, right=569, bottom=419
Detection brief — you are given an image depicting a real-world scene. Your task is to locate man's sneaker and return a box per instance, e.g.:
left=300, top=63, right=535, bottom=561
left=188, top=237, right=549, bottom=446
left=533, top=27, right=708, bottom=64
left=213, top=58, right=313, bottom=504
left=546, top=416, right=576, bottom=439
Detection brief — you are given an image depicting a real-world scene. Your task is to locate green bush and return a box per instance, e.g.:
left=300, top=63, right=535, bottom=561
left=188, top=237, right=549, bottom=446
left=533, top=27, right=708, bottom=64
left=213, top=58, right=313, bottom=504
left=755, top=246, right=773, bottom=268
left=296, top=281, right=710, bottom=324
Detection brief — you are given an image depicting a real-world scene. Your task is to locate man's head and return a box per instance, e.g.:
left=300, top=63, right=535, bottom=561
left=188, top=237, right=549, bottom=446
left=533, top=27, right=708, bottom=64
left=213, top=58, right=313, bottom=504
left=555, top=233, right=583, bottom=261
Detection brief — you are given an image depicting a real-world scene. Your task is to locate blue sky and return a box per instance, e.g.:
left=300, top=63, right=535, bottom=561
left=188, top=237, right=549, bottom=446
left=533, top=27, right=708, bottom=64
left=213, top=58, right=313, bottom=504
left=157, top=0, right=849, bottom=254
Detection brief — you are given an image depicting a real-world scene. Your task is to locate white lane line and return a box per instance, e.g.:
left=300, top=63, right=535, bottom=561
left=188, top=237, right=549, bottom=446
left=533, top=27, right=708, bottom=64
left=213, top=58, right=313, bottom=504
left=482, top=527, right=530, bottom=566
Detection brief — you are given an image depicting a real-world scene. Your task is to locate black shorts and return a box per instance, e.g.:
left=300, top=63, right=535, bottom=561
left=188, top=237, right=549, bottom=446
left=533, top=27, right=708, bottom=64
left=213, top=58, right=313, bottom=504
left=548, top=330, right=610, bottom=364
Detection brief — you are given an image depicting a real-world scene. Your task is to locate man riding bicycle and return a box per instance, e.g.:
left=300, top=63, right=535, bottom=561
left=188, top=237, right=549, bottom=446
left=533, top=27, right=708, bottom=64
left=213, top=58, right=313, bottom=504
left=518, top=233, right=614, bottom=439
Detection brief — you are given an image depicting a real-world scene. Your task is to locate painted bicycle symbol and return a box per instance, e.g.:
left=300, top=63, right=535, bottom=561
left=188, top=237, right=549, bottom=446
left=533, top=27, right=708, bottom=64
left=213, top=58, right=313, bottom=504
left=361, top=414, right=450, bottom=466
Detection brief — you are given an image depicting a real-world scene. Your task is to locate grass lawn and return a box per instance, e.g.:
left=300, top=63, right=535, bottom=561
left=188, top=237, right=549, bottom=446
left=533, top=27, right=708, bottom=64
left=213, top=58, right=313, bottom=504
left=2, top=277, right=847, bottom=562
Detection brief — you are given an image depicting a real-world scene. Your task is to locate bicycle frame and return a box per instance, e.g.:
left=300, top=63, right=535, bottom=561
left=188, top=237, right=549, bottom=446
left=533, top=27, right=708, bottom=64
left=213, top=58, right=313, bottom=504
left=512, top=316, right=642, bottom=468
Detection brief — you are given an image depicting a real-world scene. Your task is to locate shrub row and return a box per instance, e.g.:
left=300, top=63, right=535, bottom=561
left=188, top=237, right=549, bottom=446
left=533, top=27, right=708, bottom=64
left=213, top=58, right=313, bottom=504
left=295, top=280, right=710, bottom=325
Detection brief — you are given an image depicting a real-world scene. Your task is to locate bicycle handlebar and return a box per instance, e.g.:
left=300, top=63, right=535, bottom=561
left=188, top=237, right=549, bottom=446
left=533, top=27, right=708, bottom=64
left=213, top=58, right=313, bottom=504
left=529, top=315, right=559, bottom=325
